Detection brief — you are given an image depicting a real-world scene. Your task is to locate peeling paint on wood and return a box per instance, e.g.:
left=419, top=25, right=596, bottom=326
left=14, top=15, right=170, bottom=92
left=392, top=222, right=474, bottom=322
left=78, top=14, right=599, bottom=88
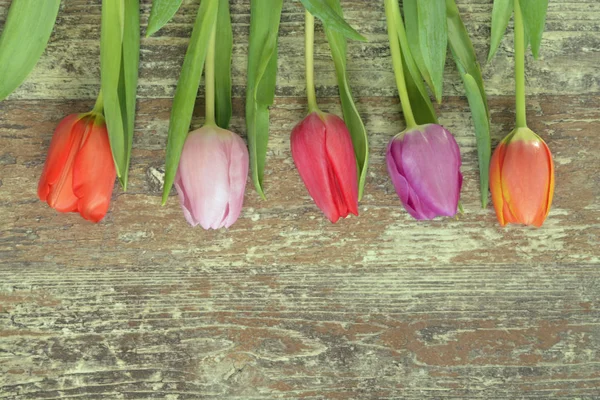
left=1, top=0, right=599, bottom=398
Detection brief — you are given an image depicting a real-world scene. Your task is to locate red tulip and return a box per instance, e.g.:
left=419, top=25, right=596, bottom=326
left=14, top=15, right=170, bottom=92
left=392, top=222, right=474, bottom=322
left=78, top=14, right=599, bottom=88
left=291, top=111, right=358, bottom=223
left=489, top=127, right=555, bottom=227
left=38, top=112, right=116, bottom=223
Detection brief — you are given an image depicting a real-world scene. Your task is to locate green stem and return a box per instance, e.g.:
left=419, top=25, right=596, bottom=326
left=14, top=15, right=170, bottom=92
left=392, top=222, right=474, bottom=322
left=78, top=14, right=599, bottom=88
left=514, top=0, right=527, bottom=128
left=384, top=0, right=417, bottom=128
left=204, top=20, right=217, bottom=126
left=92, top=89, right=104, bottom=115
left=305, top=10, right=319, bottom=113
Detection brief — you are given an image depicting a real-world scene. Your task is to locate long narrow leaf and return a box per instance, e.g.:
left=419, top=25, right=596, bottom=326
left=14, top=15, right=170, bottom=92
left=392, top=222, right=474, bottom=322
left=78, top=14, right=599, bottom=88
left=462, top=73, right=491, bottom=208
left=446, top=0, right=491, bottom=207
left=416, top=0, right=447, bottom=103
left=401, top=51, right=437, bottom=126
left=488, top=0, right=513, bottom=62
left=246, top=0, right=283, bottom=199
left=120, top=0, right=140, bottom=189
left=0, top=0, right=60, bottom=100
left=393, top=3, right=437, bottom=125
left=402, top=0, right=434, bottom=97
left=162, top=0, right=219, bottom=204
left=446, top=0, right=488, bottom=113
left=519, top=0, right=549, bottom=59
left=101, top=0, right=127, bottom=184
left=146, top=0, right=183, bottom=37
left=215, top=0, right=233, bottom=129
left=323, top=0, right=368, bottom=200
left=299, top=0, right=366, bottom=42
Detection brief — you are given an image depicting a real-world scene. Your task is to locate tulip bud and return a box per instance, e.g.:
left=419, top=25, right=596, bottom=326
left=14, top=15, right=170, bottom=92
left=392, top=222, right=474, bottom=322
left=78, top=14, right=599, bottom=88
left=174, top=125, right=249, bottom=229
left=489, top=127, right=554, bottom=227
left=38, top=112, right=116, bottom=223
left=291, top=112, right=359, bottom=223
left=386, top=124, right=463, bottom=220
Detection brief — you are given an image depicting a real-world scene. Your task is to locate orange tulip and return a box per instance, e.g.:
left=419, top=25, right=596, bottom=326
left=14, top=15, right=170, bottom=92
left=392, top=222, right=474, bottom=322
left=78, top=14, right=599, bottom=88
left=489, top=127, right=555, bottom=227
left=38, top=112, right=116, bottom=223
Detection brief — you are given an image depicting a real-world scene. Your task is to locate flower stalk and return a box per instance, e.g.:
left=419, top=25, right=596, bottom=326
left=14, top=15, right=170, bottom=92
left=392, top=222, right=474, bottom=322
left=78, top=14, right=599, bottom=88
left=204, top=20, right=217, bottom=126
left=305, top=10, right=319, bottom=113
left=92, top=90, right=104, bottom=115
left=384, top=0, right=416, bottom=129
left=514, top=0, right=527, bottom=128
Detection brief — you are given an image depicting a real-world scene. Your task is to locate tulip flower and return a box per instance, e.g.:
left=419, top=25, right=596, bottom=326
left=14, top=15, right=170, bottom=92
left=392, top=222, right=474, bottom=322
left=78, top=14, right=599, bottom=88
left=383, top=0, right=463, bottom=220
left=174, top=126, right=249, bottom=230
left=386, top=124, right=463, bottom=220
left=162, top=5, right=248, bottom=229
left=291, top=111, right=359, bottom=223
left=290, top=10, right=363, bottom=223
left=489, top=128, right=554, bottom=227
left=488, top=0, right=555, bottom=227
left=38, top=108, right=115, bottom=223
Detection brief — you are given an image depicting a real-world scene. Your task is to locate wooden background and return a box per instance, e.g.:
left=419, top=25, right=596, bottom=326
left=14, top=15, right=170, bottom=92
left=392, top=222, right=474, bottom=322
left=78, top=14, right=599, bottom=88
left=1, top=0, right=599, bottom=398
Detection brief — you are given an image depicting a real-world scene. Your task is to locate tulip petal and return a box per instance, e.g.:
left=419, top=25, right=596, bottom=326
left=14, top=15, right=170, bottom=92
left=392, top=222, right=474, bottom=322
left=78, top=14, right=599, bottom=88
left=401, top=125, right=462, bottom=217
left=38, top=114, right=86, bottom=213
left=222, top=133, right=249, bottom=228
left=324, top=114, right=359, bottom=217
left=72, top=117, right=116, bottom=222
left=174, top=169, right=200, bottom=227
left=387, top=138, right=436, bottom=220
left=38, top=114, right=80, bottom=195
left=489, top=141, right=507, bottom=226
left=542, top=140, right=555, bottom=221
left=291, top=113, right=339, bottom=222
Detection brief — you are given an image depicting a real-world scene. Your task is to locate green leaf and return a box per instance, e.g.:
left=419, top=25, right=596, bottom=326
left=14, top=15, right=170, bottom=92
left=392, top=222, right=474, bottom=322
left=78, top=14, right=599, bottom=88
left=519, top=0, right=549, bottom=59
left=461, top=73, right=491, bottom=208
left=0, top=0, right=60, bottom=101
left=488, top=0, right=513, bottom=62
left=446, top=0, right=491, bottom=207
left=246, top=0, right=283, bottom=199
left=215, top=0, right=232, bottom=129
left=122, top=0, right=140, bottom=189
left=101, top=0, right=140, bottom=190
left=446, top=0, right=488, bottom=112
left=402, top=0, right=435, bottom=97
left=323, top=0, right=369, bottom=200
left=416, top=0, right=447, bottom=103
left=162, top=0, right=218, bottom=204
left=401, top=49, right=437, bottom=126
left=146, top=0, right=183, bottom=37
left=101, top=0, right=127, bottom=186
left=393, top=5, right=438, bottom=125
left=299, top=0, right=366, bottom=42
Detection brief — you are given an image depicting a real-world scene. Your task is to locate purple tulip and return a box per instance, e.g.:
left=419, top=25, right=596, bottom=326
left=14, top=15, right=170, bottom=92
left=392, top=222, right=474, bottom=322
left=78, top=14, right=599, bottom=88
left=386, top=124, right=463, bottom=220
left=174, top=125, right=249, bottom=229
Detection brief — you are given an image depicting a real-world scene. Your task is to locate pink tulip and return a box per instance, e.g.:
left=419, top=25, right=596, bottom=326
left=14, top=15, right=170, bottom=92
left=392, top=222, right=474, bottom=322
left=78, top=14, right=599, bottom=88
left=174, top=126, right=249, bottom=229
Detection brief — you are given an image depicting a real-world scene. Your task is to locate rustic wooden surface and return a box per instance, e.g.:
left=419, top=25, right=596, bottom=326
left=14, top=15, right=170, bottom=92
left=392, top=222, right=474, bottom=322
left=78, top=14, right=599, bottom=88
left=1, top=0, right=599, bottom=398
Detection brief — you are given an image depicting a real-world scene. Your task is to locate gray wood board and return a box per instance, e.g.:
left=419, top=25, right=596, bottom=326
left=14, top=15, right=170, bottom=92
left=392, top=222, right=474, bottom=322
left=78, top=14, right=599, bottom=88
left=1, top=0, right=599, bottom=398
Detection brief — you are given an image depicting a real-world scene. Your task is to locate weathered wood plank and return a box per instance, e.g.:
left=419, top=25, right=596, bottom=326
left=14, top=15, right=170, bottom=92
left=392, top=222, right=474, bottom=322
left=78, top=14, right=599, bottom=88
left=0, top=263, right=599, bottom=398
left=1, top=0, right=599, bottom=398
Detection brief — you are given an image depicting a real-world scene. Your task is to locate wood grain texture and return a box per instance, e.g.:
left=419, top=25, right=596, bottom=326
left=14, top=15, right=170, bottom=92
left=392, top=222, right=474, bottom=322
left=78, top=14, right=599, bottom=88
left=1, top=0, right=599, bottom=398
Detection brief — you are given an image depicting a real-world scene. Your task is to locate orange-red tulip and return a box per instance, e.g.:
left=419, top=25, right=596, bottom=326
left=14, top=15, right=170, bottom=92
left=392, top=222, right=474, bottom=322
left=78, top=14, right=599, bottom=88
left=38, top=112, right=116, bottom=223
left=489, top=127, right=554, bottom=227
